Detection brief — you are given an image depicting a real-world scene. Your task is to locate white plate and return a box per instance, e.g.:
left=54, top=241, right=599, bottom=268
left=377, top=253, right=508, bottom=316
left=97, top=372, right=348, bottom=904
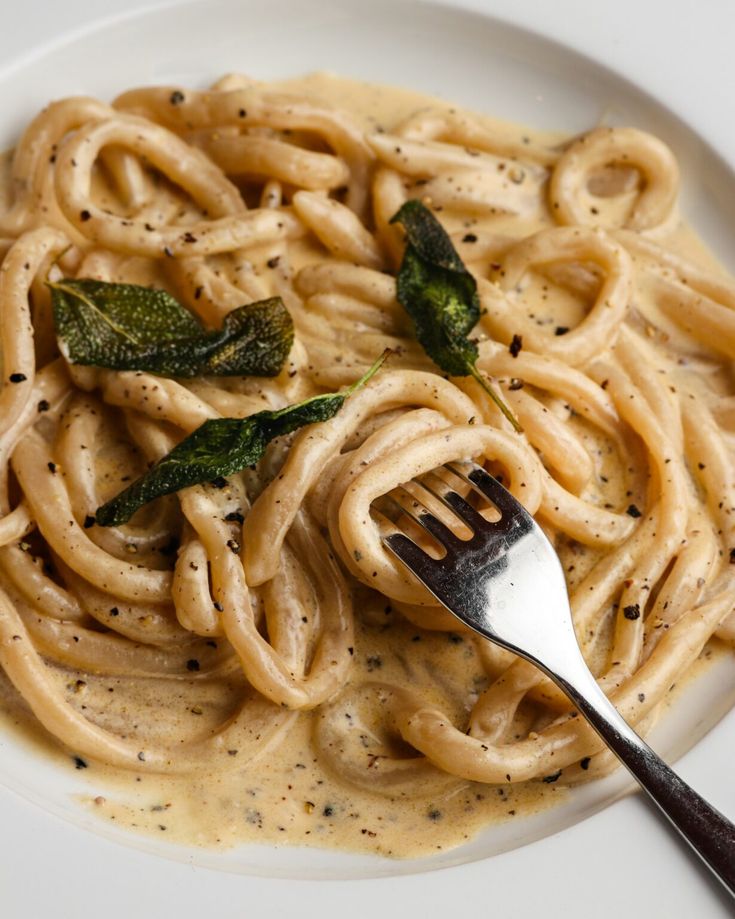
left=1, top=1, right=734, bottom=916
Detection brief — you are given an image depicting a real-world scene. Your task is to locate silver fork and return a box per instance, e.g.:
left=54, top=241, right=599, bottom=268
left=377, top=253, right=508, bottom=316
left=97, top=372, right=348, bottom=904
left=382, top=461, right=735, bottom=896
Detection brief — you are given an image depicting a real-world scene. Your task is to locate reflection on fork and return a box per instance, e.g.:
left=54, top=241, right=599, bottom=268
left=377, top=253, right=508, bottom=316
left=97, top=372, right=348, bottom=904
left=381, top=462, right=735, bottom=897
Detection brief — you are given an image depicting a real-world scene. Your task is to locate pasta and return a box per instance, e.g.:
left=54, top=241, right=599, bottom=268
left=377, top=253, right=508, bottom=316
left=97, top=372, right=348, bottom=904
left=0, top=71, right=733, bottom=856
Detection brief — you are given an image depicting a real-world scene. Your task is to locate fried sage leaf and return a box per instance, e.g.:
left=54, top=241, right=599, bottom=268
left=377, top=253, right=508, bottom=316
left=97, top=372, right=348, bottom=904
left=95, top=351, right=389, bottom=526
left=390, top=200, right=521, bottom=431
left=50, top=278, right=293, bottom=378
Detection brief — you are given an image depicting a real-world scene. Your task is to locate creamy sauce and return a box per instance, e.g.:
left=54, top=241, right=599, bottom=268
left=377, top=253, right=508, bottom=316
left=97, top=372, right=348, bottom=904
left=0, top=617, right=562, bottom=855
left=0, top=72, right=732, bottom=860
left=0, top=631, right=726, bottom=855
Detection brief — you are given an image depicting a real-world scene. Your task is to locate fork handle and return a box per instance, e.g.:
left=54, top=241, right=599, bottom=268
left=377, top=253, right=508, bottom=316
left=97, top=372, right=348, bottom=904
left=556, top=670, right=735, bottom=895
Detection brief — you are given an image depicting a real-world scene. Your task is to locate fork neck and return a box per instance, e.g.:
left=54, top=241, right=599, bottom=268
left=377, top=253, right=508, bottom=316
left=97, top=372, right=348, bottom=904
left=521, top=640, right=647, bottom=754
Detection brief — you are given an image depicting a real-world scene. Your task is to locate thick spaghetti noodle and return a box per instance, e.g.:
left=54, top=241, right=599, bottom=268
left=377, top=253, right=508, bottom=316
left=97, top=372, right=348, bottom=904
left=0, top=72, right=733, bottom=855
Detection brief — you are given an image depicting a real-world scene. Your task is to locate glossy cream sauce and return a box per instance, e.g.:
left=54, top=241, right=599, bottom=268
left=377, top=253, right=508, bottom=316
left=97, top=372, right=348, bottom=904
left=0, top=73, right=730, bottom=858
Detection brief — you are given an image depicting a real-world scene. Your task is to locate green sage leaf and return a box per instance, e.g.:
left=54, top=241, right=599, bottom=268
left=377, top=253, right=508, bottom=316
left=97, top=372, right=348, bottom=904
left=390, top=200, right=521, bottom=431
left=50, top=279, right=293, bottom=378
left=95, top=351, right=389, bottom=527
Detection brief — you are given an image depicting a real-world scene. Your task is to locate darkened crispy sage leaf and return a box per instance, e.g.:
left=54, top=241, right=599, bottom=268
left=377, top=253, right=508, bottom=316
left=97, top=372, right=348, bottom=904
left=390, top=200, right=521, bottom=431
left=50, top=279, right=293, bottom=378
left=95, top=351, right=389, bottom=527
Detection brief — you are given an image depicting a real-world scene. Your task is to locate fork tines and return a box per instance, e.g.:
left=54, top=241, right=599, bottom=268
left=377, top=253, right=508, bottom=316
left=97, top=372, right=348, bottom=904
left=380, top=462, right=521, bottom=554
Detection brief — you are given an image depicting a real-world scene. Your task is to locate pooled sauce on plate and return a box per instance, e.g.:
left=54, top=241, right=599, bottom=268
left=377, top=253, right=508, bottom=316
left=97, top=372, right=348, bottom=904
left=0, top=617, right=562, bottom=854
